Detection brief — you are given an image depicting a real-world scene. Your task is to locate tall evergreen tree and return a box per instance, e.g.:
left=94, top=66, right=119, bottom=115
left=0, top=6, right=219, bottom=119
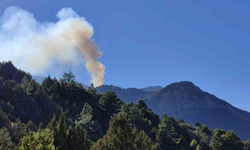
left=210, top=129, right=245, bottom=150
left=19, top=129, right=55, bottom=150
left=244, top=139, right=250, bottom=150
left=46, top=114, right=57, bottom=133
left=190, top=139, right=198, bottom=150
left=196, top=145, right=202, bottom=150
left=56, top=111, right=67, bottom=150
left=67, top=125, right=92, bottom=150
left=20, top=76, right=33, bottom=95
left=75, top=103, right=103, bottom=141
left=155, top=115, right=187, bottom=150
left=91, top=113, right=154, bottom=150
left=0, top=127, right=15, bottom=150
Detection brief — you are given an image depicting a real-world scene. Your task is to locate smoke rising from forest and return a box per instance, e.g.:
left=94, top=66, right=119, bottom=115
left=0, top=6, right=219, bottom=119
left=0, top=7, right=105, bottom=87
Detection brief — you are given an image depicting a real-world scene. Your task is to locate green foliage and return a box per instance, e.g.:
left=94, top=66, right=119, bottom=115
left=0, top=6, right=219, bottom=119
left=120, top=102, right=160, bottom=142
left=244, top=139, right=250, bottom=150
left=190, top=139, right=198, bottom=149
left=121, top=103, right=151, bottom=131
left=156, top=115, right=189, bottom=150
left=0, top=107, right=11, bottom=127
left=210, top=129, right=245, bottom=150
left=25, top=120, right=37, bottom=132
left=19, top=129, right=55, bottom=150
left=77, top=103, right=93, bottom=124
left=0, top=127, right=15, bottom=150
left=46, top=114, right=57, bottom=133
left=177, top=119, right=185, bottom=124
left=60, top=71, right=75, bottom=83
left=196, top=124, right=211, bottom=135
left=0, top=61, right=31, bottom=83
left=41, top=76, right=54, bottom=90
left=0, top=63, right=249, bottom=150
left=193, top=129, right=209, bottom=150
left=66, top=125, right=92, bottom=150
left=195, top=122, right=201, bottom=127
left=20, top=76, right=33, bottom=95
left=75, top=103, right=103, bottom=141
left=88, top=83, right=97, bottom=96
left=91, top=113, right=154, bottom=150
left=55, top=111, right=67, bottom=150
left=98, top=91, right=122, bottom=120
left=11, top=118, right=27, bottom=144
left=196, top=145, right=202, bottom=150
left=137, top=99, right=148, bottom=109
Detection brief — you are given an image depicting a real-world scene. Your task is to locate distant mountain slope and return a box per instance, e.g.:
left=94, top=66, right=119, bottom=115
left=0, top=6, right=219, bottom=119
left=140, top=86, right=163, bottom=92
left=96, top=85, right=148, bottom=103
left=144, top=81, right=250, bottom=140
left=96, top=82, right=250, bottom=140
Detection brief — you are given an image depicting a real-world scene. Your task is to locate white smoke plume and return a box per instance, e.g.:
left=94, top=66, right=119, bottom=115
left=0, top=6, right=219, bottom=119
left=0, top=7, right=105, bottom=87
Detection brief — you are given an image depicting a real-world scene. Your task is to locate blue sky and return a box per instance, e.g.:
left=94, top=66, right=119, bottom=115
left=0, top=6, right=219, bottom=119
left=1, top=0, right=250, bottom=112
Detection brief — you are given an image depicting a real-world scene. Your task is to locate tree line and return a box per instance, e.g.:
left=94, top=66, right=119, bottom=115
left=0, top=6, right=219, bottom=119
left=0, top=61, right=250, bottom=150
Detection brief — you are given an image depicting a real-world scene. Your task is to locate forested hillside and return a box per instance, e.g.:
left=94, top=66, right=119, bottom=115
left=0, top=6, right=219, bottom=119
left=140, top=86, right=163, bottom=92
left=97, top=82, right=250, bottom=141
left=0, top=61, right=250, bottom=150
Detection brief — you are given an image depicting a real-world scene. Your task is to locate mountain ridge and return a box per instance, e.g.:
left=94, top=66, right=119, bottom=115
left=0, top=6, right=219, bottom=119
left=140, top=86, right=163, bottom=92
left=97, top=81, right=250, bottom=140
left=33, top=74, right=250, bottom=140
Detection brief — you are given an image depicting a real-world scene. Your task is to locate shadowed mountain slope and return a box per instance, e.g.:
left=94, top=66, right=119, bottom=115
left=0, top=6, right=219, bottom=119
left=140, top=86, right=163, bottom=92
left=97, top=81, right=250, bottom=140
left=97, top=85, right=148, bottom=103
left=143, top=81, right=250, bottom=140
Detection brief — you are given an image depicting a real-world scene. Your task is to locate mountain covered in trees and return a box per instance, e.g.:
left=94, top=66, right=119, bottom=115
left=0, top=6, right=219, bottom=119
left=97, top=82, right=250, bottom=141
left=140, top=86, right=163, bottom=92
left=144, top=82, right=250, bottom=140
left=0, top=61, right=250, bottom=150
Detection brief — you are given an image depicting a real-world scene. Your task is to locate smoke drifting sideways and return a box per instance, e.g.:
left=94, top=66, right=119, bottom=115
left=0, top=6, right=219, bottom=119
left=0, top=7, right=105, bottom=87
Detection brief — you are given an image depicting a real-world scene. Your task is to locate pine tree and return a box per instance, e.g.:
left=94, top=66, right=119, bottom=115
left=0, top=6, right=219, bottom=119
left=0, top=127, right=15, bottom=150
left=137, top=99, right=148, bottom=109
left=25, top=120, right=37, bottom=132
left=91, top=113, right=154, bottom=150
left=42, top=76, right=54, bottom=89
left=46, top=114, right=57, bottom=136
left=155, top=115, right=183, bottom=150
left=67, top=125, right=92, bottom=150
left=210, top=129, right=245, bottom=150
left=196, top=145, right=202, bottom=150
left=75, top=103, right=103, bottom=141
left=66, top=126, right=75, bottom=149
left=78, top=103, right=93, bottom=124
left=20, top=76, right=33, bottom=95
left=244, top=139, right=250, bottom=150
left=19, top=129, right=55, bottom=150
left=60, top=71, right=75, bottom=84
left=56, top=111, right=67, bottom=150
left=190, top=139, right=198, bottom=150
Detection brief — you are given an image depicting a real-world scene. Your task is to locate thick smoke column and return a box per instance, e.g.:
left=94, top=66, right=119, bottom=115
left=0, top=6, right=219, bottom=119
left=0, top=7, right=105, bottom=87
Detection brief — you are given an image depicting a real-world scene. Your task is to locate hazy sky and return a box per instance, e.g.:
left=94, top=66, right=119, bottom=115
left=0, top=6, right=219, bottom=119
left=0, top=0, right=250, bottom=112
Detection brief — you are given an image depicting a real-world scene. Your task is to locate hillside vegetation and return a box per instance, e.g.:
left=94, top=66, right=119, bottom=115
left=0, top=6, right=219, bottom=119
left=0, top=61, right=249, bottom=150
left=97, top=82, right=250, bottom=141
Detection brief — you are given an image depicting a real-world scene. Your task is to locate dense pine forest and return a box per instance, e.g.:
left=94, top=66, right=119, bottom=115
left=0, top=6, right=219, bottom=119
left=0, top=61, right=250, bottom=150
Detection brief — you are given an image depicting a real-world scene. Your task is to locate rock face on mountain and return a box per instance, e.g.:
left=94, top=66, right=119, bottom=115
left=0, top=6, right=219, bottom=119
left=97, top=81, right=250, bottom=140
